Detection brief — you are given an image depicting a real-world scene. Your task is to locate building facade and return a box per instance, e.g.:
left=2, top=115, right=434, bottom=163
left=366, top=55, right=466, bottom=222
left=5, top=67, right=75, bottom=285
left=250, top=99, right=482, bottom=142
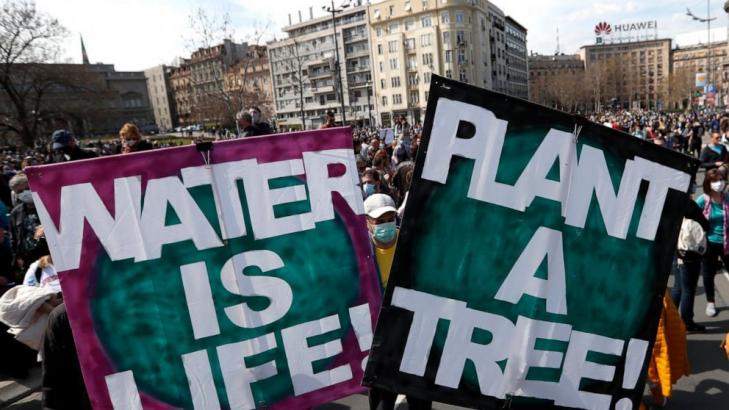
left=528, top=53, right=585, bottom=107
left=367, top=0, right=527, bottom=126
left=169, top=61, right=192, bottom=126
left=672, top=41, right=729, bottom=106
left=579, top=39, right=671, bottom=109
left=504, top=16, right=528, bottom=99
left=224, top=45, right=275, bottom=121
left=189, top=39, right=248, bottom=124
left=144, top=64, right=176, bottom=130
left=268, top=1, right=374, bottom=130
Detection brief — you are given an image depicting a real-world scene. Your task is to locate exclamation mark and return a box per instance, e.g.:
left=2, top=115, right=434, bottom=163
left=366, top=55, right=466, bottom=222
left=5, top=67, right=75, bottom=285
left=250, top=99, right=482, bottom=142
left=615, top=338, right=649, bottom=410
left=349, top=303, right=373, bottom=370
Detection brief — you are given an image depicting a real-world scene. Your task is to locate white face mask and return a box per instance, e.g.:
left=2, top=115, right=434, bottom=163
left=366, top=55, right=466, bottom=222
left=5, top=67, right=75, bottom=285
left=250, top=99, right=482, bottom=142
left=711, top=180, right=726, bottom=193
left=17, top=190, right=34, bottom=204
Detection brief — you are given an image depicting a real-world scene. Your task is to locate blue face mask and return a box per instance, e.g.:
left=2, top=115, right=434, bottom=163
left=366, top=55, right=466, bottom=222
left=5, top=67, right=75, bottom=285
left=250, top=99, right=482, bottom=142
left=363, top=183, right=376, bottom=197
left=372, top=221, right=397, bottom=243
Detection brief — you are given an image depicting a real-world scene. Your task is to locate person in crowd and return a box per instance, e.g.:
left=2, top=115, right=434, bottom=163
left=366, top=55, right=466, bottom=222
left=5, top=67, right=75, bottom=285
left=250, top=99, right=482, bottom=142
left=237, top=112, right=259, bottom=137
left=10, top=186, right=42, bottom=273
left=362, top=168, right=390, bottom=199
left=394, top=115, right=411, bottom=149
left=249, top=106, right=273, bottom=135
left=700, top=131, right=729, bottom=170
left=22, top=252, right=60, bottom=294
left=49, top=129, right=97, bottom=163
left=41, top=303, right=92, bottom=410
left=8, top=172, right=28, bottom=208
left=689, top=121, right=704, bottom=157
left=696, top=168, right=729, bottom=318
left=118, top=123, right=153, bottom=154
left=321, top=111, right=336, bottom=129
left=364, top=193, right=432, bottom=410
left=670, top=195, right=710, bottom=331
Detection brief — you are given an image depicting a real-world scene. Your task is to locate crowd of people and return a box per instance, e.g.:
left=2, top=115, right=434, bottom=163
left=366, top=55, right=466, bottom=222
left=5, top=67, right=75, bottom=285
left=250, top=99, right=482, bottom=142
left=0, top=105, right=727, bottom=409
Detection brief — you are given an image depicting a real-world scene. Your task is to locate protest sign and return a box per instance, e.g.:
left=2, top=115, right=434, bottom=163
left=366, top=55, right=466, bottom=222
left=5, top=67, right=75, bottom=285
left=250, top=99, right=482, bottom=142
left=26, top=129, right=381, bottom=409
left=363, top=75, right=698, bottom=409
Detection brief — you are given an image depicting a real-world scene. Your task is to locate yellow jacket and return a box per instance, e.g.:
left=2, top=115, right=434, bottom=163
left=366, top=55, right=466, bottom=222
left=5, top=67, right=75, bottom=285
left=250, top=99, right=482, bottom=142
left=647, top=291, right=690, bottom=402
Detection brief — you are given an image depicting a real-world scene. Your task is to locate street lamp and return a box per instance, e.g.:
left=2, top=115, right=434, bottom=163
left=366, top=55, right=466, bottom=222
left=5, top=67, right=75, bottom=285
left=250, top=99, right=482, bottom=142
left=687, top=2, right=717, bottom=98
left=323, top=0, right=351, bottom=126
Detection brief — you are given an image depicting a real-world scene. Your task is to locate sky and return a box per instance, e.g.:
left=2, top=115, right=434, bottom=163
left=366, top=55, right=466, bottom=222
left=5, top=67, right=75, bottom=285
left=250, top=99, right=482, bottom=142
left=34, top=0, right=729, bottom=71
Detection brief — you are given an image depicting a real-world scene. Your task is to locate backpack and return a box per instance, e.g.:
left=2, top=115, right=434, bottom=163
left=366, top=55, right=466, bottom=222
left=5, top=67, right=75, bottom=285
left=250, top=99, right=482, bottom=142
left=677, top=218, right=707, bottom=259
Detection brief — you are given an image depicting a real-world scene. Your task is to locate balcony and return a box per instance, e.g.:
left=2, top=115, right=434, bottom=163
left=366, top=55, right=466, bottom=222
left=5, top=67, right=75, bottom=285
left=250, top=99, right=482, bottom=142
left=311, top=85, right=335, bottom=94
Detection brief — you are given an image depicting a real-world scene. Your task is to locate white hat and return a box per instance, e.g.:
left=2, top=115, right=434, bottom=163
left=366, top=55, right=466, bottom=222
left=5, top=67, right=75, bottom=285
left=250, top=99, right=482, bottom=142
left=364, top=193, right=397, bottom=218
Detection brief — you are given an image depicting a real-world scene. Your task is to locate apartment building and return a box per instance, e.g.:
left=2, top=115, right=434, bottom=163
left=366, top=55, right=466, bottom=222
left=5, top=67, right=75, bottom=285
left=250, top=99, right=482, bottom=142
left=144, top=65, right=176, bottom=130
left=367, top=0, right=527, bottom=126
left=268, top=1, right=374, bottom=130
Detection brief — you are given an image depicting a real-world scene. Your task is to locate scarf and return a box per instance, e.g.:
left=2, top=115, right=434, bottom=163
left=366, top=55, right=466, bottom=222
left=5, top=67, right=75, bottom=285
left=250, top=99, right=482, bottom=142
left=702, top=193, right=729, bottom=254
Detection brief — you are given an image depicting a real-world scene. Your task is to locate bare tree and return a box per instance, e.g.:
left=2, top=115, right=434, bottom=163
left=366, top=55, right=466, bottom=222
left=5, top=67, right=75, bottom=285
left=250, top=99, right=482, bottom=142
left=0, top=0, right=68, bottom=146
left=183, top=8, right=273, bottom=130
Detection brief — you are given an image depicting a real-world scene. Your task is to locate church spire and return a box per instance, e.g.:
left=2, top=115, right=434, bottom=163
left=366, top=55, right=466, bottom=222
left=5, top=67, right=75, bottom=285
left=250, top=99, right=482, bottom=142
left=80, top=34, right=90, bottom=64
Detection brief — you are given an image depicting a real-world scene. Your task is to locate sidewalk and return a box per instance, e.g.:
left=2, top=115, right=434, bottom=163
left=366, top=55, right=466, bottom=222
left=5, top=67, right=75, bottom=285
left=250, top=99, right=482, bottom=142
left=0, top=366, right=40, bottom=408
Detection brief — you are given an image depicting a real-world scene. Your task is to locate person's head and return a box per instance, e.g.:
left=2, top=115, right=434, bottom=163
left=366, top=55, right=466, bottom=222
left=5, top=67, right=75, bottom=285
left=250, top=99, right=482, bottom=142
left=362, top=168, right=381, bottom=198
left=51, top=129, right=76, bottom=152
left=248, top=106, right=262, bottom=124
left=711, top=131, right=722, bottom=145
left=325, top=111, right=335, bottom=124
left=8, top=173, right=28, bottom=193
left=237, top=111, right=252, bottom=128
left=370, top=137, right=381, bottom=151
left=119, top=123, right=142, bottom=151
left=653, top=136, right=665, bottom=147
left=704, top=168, right=727, bottom=194
left=356, top=157, right=366, bottom=175
left=363, top=193, right=398, bottom=247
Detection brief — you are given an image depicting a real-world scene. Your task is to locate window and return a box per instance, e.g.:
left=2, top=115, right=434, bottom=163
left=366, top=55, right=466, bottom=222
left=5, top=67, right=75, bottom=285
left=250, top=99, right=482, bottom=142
left=459, top=71, right=467, bottom=82
left=379, top=61, right=384, bottom=72
left=405, top=38, right=415, bottom=50
left=441, top=11, right=449, bottom=24
left=376, top=27, right=383, bottom=37
left=443, top=31, right=450, bottom=45
left=393, top=94, right=403, bottom=104
left=420, top=34, right=432, bottom=47
left=422, top=52, right=433, bottom=66
left=391, top=76, right=401, bottom=87
left=408, top=73, right=419, bottom=86
left=388, top=40, right=398, bottom=53
left=389, top=22, right=399, bottom=33
left=390, top=58, right=398, bottom=69
left=382, top=96, right=388, bottom=106
left=456, top=31, right=466, bottom=44
left=424, top=71, right=432, bottom=83
left=445, top=50, right=452, bottom=63
left=407, top=55, right=417, bottom=69
left=409, top=91, right=419, bottom=104
left=445, top=69, right=452, bottom=78
left=380, top=78, right=387, bottom=89
left=458, top=48, right=466, bottom=64
left=389, top=5, right=395, bottom=15
left=456, top=11, right=464, bottom=24
left=405, top=18, right=415, bottom=31
left=327, top=93, right=336, bottom=101
left=421, top=15, right=432, bottom=27
left=422, top=0, right=429, bottom=9
left=425, top=91, right=429, bottom=100
left=377, top=44, right=383, bottom=55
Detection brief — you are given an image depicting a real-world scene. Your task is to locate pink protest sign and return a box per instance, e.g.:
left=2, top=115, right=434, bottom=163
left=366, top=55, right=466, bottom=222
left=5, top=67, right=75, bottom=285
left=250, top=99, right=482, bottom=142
left=26, top=128, right=381, bottom=409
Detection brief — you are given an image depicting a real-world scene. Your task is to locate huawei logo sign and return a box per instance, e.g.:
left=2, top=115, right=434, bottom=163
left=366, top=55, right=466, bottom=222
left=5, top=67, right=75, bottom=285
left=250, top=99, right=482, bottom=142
left=595, top=22, right=612, bottom=35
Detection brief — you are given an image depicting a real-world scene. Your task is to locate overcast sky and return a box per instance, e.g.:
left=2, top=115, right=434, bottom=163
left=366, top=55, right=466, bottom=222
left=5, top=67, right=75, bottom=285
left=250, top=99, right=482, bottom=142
left=34, top=0, right=729, bottom=71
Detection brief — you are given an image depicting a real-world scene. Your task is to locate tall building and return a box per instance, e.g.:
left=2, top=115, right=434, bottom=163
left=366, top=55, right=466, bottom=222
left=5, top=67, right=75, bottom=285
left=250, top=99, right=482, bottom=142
left=579, top=38, right=671, bottom=109
left=268, top=1, right=374, bottom=130
left=144, top=65, right=176, bottom=130
left=367, top=0, right=527, bottom=126
left=169, top=61, right=192, bottom=126
left=504, top=16, right=528, bottom=99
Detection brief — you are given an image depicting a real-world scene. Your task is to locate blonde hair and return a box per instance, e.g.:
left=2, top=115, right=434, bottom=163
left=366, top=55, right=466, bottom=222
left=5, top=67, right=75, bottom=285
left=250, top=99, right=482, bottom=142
left=119, top=123, right=141, bottom=140
left=38, top=255, right=53, bottom=269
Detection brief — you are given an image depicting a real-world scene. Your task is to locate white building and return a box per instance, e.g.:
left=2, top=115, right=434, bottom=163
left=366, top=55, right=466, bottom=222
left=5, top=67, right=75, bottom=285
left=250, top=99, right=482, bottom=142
left=268, top=1, right=374, bottom=130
